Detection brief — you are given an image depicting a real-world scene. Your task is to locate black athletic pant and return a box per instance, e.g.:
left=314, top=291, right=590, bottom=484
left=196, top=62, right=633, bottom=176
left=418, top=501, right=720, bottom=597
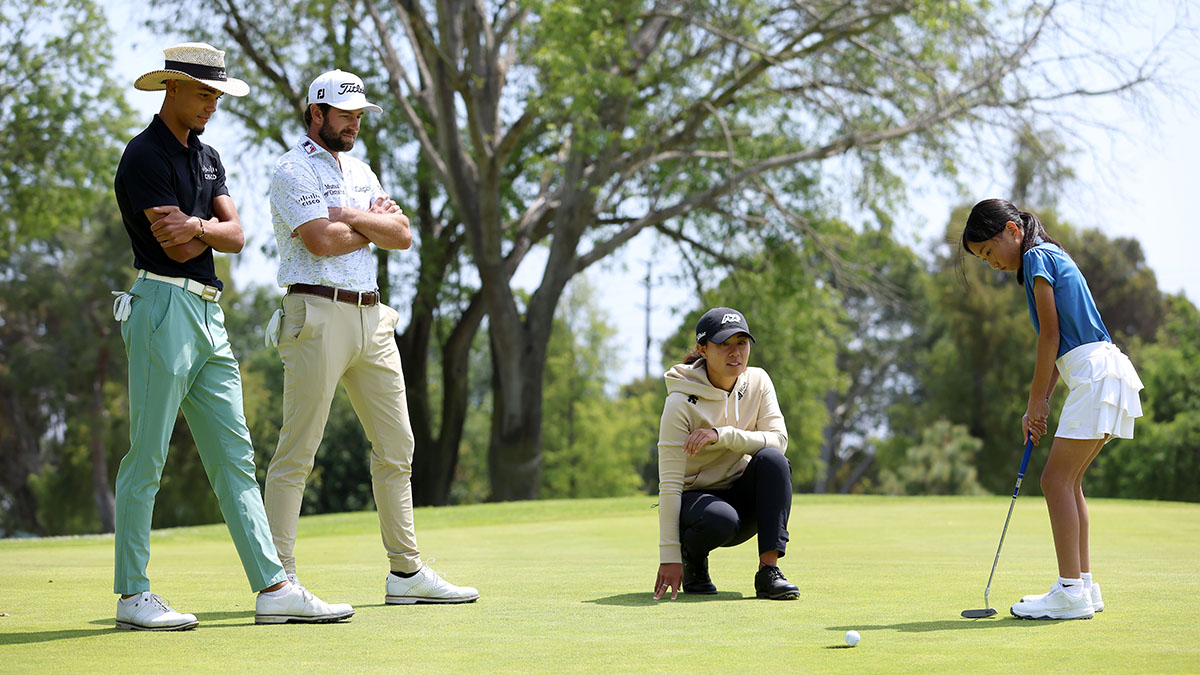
left=678, top=447, right=792, bottom=559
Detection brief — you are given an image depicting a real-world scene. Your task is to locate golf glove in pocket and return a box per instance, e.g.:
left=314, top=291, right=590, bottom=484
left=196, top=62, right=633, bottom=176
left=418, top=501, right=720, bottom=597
left=265, top=308, right=282, bottom=348
left=112, top=291, right=133, bottom=322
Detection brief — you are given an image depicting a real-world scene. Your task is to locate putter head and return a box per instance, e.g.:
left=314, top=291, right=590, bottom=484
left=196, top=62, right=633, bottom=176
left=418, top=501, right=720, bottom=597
left=961, top=608, right=998, bottom=619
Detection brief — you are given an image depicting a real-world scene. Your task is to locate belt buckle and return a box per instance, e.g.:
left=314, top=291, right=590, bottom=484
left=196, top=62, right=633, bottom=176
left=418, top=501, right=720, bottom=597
left=356, top=291, right=366, bottom=307
left=201, top=285, right=219, bottom=302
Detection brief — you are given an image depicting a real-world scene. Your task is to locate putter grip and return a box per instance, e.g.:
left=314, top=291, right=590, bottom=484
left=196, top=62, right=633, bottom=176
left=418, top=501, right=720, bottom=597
left=1013, top=438, right=1035, bottom=497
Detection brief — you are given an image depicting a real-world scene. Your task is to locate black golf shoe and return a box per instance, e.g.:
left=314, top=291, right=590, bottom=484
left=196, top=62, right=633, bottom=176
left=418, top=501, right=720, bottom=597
left=681, top=547, right=717, bottom=595
left=754, top=565, right=799, bottom=600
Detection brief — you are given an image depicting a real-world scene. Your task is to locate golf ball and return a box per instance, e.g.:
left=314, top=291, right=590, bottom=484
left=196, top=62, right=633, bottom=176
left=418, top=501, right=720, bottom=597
left=845, top=630, right=860, bottom=647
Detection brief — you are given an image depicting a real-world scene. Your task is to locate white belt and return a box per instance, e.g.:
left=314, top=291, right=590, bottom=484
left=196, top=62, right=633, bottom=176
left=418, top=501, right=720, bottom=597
left=137, top=269, right=222, bottom=302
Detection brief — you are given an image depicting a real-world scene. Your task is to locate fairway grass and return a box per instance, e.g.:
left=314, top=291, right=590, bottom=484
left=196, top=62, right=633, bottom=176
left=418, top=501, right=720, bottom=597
left=2, top=495, right=1198, bottom=673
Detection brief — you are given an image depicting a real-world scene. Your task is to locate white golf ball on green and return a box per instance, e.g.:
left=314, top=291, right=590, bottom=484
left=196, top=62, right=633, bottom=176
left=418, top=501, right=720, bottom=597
left=844, top=630, right=860, bottom=647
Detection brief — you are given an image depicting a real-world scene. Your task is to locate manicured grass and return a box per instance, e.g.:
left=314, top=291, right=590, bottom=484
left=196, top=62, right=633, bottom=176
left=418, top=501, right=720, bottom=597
left=2, top=495, right=1198, bottom=672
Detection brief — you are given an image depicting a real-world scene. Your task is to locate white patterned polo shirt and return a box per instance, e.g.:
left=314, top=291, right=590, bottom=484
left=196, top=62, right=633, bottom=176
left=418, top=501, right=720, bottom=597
left=270, top=136, right=385, bottom=291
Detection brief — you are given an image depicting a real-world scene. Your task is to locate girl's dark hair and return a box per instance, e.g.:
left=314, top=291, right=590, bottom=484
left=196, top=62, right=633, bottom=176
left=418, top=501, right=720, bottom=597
left=303, top=102, right=331, bottom=128
left=682, top=349, right=704, bottom=365
left=961, top=198, right=1065, bottom=285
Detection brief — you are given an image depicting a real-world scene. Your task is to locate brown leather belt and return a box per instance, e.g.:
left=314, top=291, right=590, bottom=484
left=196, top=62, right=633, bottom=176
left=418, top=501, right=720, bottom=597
left=288, top=283, right=379, bottom=307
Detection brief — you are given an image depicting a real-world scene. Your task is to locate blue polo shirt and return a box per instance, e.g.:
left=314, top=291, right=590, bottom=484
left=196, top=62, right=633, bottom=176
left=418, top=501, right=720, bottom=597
left=1022, top=241, right=1111, bottom=357
left=114, top=115, right=229, bottom=289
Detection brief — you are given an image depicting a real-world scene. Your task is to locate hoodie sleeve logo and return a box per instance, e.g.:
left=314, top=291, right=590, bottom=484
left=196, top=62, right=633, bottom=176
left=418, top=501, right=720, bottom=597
left=687, top=395, right=698, bottom=405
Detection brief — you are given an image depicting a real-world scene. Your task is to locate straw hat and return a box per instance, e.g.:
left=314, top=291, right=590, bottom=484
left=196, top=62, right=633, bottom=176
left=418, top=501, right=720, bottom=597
left=134, top=42, right=249, bottom=97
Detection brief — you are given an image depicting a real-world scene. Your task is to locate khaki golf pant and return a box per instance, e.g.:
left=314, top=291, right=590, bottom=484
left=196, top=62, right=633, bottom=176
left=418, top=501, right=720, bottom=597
left=264, top=292, right=421, bottom=575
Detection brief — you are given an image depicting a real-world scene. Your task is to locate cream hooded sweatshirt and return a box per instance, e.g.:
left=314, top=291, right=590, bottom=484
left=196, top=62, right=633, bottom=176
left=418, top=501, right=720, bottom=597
left=657, top=359, right=788, bottom=564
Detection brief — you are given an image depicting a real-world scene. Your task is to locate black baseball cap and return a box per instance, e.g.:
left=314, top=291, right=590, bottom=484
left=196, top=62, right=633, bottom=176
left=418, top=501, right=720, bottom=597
left=695, top=307, right=756, bottom=345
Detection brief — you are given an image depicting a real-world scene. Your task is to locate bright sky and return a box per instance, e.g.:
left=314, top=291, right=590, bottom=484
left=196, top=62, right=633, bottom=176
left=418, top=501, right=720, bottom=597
left=107, top=3, right=1199, bottom=385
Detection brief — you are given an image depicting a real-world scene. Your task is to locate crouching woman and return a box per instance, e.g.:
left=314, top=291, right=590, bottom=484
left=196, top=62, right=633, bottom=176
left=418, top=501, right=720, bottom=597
left=652, top=307, right=798, bottom=601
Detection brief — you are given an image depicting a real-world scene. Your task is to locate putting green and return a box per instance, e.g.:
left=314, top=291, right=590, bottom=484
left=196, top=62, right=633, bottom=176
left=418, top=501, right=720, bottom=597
left=2, top=495, right=1197, bottom=672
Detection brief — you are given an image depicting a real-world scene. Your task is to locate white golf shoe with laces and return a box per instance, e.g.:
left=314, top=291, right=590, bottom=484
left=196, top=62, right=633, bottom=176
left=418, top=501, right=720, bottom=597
left=115, top=591, right=199, bottom=631
left=385, top=564, right=479, bottom=604
left=1011, top=583, right=1094, bottom=620
left=255, top=582, right=355, bottom=624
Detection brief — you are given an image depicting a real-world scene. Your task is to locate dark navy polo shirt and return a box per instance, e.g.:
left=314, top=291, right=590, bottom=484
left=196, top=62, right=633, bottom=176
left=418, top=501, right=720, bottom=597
left=114, top=115, right=230, bottom=289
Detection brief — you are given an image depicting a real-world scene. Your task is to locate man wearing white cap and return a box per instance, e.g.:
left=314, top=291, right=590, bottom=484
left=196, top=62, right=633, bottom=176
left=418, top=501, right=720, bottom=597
left=112, top=43, right=354, bottom=630
left=264, top=69, right=478, bottom=604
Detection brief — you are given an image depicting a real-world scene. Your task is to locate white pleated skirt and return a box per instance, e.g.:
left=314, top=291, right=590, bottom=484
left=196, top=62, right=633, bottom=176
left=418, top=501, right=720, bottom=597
left=1055, top=341, right=1144, bottom=440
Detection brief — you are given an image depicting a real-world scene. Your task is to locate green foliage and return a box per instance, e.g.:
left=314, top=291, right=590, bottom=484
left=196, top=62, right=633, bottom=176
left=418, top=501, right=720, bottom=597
left=1089, top=294, right=1200, bottom=501
left=903, top=210, right=1034, bottom=494
left=0, top=0, right=138, bottom=534
left=0, top=0, right=135, bottom=253
left=1056, top=228, right=1165, bottom=345
left=540, top=277, right=659, bottom=499
left=810, top=218, right=931, bottom=493
left=875, top=419, right=988, bottom=496
left=448, top=328, right=495, bottom=504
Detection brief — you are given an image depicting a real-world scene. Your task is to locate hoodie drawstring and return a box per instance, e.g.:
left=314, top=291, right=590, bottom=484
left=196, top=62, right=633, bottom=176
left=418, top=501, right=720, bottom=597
left=725, top=387, right=740, bottom=425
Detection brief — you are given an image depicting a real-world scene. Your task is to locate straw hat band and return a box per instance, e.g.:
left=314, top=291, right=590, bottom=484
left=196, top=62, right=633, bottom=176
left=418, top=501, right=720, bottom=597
left=133, top=42, right=249, bottom=97
left=163, top=60, right=228, bottom=82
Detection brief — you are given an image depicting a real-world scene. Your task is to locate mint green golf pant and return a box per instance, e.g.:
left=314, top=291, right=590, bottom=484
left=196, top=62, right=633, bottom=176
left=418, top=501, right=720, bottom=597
left=114, top=278, right=287, bottom=594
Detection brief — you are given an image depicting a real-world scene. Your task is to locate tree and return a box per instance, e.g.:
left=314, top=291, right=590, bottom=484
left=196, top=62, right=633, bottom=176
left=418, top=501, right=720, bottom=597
left=155, top=0, right=1164, bottom=500
left=0, top=0, right=137, bottom=535
left=875, top=420, right=988, bottom=496
left=0, top=0, right=133, bottom=254
left=1087, top=293, right=1200, bottom=501
left=811, top=221, right=929, bottom=494
left=540, top=276, right=659, bottom=498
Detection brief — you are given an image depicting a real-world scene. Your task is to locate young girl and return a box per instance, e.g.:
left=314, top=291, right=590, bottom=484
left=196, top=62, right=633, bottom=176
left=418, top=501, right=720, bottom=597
left=962, top=198, right=1143, bottom=620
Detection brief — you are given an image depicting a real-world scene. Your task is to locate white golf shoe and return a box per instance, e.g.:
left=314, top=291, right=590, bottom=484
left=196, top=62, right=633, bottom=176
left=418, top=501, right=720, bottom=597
left=1022, top=582, right=1105, bottom=612
left=254, top=582, right=355, bottom=624
left=385, top=565, right=479, bottom=605
left=115, top=592, right=199, bottom=631
left=1011, top=583, right=1094, bottom=620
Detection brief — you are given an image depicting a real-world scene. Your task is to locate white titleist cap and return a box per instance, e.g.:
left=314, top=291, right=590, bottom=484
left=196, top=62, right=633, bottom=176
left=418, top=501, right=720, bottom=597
left=307, top=69, right=382, bottom=113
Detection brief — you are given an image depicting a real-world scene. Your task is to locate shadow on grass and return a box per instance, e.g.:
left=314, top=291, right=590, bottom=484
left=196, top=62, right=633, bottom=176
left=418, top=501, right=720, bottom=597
left=0, top=609, right=362, bottom=646
left=584, top=591, right=747, bottom=606
left=826, top=616, right=1058, bottom=634
left=0, top=610, right=267, bottom=646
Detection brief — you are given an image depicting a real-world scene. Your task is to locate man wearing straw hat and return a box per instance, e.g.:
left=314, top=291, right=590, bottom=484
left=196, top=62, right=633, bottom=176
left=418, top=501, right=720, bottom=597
left=262, top=69, right=478, bottom=604
left=111, top=42, right=353, bottom=630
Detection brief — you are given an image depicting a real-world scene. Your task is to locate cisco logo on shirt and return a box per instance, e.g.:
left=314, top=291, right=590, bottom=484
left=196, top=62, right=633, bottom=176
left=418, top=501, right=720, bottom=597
left=202, top=164, right=218, bottom=180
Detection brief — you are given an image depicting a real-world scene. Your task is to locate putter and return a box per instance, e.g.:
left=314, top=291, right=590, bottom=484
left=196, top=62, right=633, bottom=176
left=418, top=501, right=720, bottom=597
left=961, top=437, right=1035, bottom=619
